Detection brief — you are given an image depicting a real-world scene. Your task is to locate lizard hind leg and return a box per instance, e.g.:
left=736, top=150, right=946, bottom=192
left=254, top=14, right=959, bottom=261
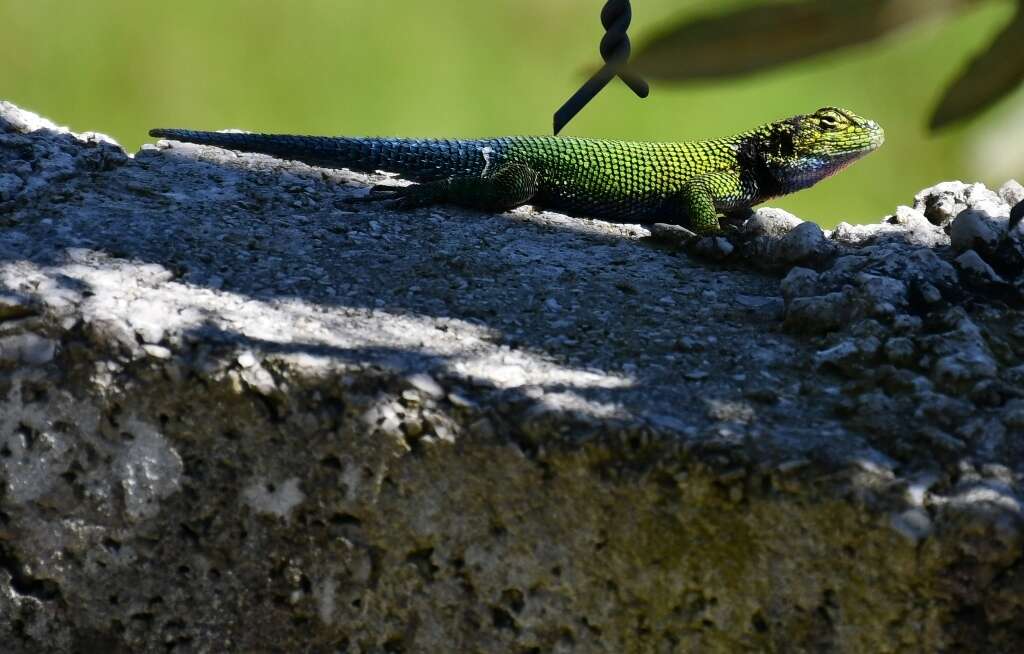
left=378, top=163, right=539, bottom=212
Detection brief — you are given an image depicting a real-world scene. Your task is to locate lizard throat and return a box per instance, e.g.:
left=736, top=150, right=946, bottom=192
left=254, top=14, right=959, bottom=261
left=776, top=147, right=875, bottom=194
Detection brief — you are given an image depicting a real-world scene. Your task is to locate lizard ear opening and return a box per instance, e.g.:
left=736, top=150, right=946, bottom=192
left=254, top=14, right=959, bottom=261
left=768, top=126, right=795, bottom=159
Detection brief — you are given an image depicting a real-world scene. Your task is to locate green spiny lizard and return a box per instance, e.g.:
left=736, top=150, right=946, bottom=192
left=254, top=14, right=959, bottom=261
left=150, top=107, right=883, bottom=234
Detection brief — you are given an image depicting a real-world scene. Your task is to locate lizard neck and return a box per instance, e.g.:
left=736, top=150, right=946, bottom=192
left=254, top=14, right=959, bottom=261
left=734, top=134, right=786, bottom=202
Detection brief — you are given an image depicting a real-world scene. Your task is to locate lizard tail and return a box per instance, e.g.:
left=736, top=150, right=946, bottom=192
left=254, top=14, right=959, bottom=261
left=148, top=128, right=490, bottom=181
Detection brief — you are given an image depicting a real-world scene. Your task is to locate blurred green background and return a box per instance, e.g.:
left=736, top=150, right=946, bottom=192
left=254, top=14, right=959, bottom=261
left=2, top=0, right=1021, bottom=225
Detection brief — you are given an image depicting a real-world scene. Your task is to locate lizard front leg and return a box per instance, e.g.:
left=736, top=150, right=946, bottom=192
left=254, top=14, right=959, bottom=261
left=671, top=172, right=749, bottom=235
left=377, top=163, right=539, bottom=213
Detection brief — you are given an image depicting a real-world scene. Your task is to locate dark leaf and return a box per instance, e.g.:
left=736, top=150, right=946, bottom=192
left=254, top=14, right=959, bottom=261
left=1010, top=200, right=1024, bottom=231
left=930, top=7, right=1024, bottom=130
left=630, top=0, right=977, bottom=80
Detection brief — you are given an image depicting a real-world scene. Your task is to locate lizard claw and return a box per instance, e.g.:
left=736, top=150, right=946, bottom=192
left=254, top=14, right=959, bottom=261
left=341, top=185, right=415, bottom=208
left=376, top=184, right=439, bottom=210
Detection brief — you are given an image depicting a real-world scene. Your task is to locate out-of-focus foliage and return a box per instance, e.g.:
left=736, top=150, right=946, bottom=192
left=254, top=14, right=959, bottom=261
left=630, top=0, right=1024, bottom=131
left=931, top=5, right=1024, bottom=129
left=0, top=0, right=1018, bottom=225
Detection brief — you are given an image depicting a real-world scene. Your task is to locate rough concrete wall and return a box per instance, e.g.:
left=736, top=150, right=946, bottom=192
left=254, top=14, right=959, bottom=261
left=1, top=101, right=1023, bottom=652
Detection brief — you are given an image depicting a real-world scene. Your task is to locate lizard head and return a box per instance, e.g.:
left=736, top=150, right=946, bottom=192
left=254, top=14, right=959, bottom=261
left=758, top=107, right=885, bottom=193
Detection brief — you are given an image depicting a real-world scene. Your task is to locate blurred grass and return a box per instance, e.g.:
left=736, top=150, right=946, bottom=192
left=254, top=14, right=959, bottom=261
left=1, top=0, right=1020, bottom=225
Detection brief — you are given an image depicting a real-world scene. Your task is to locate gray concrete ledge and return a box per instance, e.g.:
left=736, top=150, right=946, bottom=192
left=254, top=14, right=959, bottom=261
left=1, top=101, right=1023, bottom=652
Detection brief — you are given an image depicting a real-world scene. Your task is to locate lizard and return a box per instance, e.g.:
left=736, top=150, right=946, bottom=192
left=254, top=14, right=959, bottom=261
left=150, top=106, right=883, bottom=235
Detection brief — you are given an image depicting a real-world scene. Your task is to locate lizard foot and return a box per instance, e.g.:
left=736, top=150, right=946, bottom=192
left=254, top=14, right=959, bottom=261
left=648, top=223, right=698, bottom=247
left=366, top=183, right=445, bottom=210
left=341, top=184, right=432, bottom=210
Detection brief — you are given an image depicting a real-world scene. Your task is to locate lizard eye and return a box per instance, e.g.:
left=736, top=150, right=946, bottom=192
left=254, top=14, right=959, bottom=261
left=819, top=115, right=838, bottom=130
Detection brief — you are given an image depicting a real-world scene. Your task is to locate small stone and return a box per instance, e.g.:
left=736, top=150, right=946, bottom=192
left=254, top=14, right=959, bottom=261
left=814, top=340, right=862, bottom=371
left=884, top=337, right=916, bottom=366
left=126, top=299, right=169, bottom=344
left=691, top=236, right=734, bottom=259
left=734, top=294, right=784, bottom=318
left=742, top=207, right=803, bottom=237
left=401, top=389, right=421, bottom=403
left=143, top=344, right=173, bottom=360
left=614, top=280, right=638, bottom=295
left=237, top=351, right=257, bottom=368
left=949, top=203, right=1008, bottom=254
left=776, top=459, right=809, bottom=474
left=774, top=222, right=829, bottom=263
left=932, top=349, right=998, bottom=388
left=914, top=392, right=973, bottom=427
left=718, top=468, right=747, bottom=483
left=918, top=426, right=967, bottom=453
left=998, top=179, right=1024, bottom=207
left=780, top=267, right=819, bottom=300
left=447, top=392, right=476, bottom=409
left=242, top=477, right=304, bottom=520
left=829, top=222, right=877, bottom=245
left=23, top=335, right=57, bottom=365
left=0, top=333, right=56, bottom=365
left=918, top=282, right=943, bottom=304
left=889, top=205, right=928, bottom=227
left=707, top=400, right=755, bottom=423
left=647, top=413, right=690, bottom=432
left=240, top=365, right=277, bottom=396
left=784, top=291, right=851, bottom=334
left=893, top=314, right=923, bottom=333
left=407, top=373, right=445, bottom=399
left=855, top=274, right=909, bottom=314
left=673, top=336, right=701, bottom=352
left=887, top=370, right=933, bottom=394
left=980, top=463, right=1013, bottom=484
left=955, top=250, right=1006, bottom=285
left=969, top=378, right=1007, bottom=407
left=0, top=173, right=24, bottom=202
left=1005, top=363, right=1024, bottom=385
left=1001, top=399, right=1024, bottom=429
left=743, top=386, right=779, bottom=404
left=469, top=417, right=495, bottom=439
left=402, top=417, right=425, bottom=438
left=0, top=293, right=36, bottom=321
left=857, top=390, right=897, bottom=415
left=890, top=508, right=933, bottom=544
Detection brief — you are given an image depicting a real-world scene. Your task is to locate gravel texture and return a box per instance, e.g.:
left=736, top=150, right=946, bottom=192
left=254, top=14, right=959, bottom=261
left=2, top=100, right=1024, bottom=652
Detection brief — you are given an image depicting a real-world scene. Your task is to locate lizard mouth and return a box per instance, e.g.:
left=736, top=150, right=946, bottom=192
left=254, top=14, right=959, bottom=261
left=782, top=141, right=882, bottom=190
